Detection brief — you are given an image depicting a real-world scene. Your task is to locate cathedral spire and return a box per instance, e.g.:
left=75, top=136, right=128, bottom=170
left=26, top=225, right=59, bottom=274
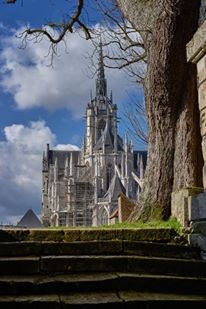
left=96, top=40, right=107, bottom=97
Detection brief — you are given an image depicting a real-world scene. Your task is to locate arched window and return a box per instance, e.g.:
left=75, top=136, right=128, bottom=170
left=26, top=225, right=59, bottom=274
left=97, top=119, right=106, bottom=139
left=106, top=163, right=113, bottom=190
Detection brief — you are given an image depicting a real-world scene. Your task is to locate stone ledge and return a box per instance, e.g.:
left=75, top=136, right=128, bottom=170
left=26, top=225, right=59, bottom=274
left=188, top=192, right=206, bottom=221
left=188, top=233, right=206, bottom=260
left=191, top=221, right=206, bottom=236
left=187, top=20, right=206, bottom=63
left=0, top=228, right=176, bottom=243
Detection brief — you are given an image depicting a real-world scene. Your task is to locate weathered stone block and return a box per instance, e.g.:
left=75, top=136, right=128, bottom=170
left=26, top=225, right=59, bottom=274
left=171, top=188, right=203, bottom=227
left=187, top=20, right=206, bottom=63
left=198, top=85, right=206, bottom=111
left=188, top=233, right=206, bottom=259
left=197, top=55, right=206, bottom=83
left=188, top=192, right=206, bottom=221
left=122, top=228, right=175, bottom=242
left=200, top=0, right=206, bottom=26
left=0, top=257, right=39, bottom=275
left=191, top=221, right=206, bottom=236
left=28, top=229, right=65, bottom=242
left=78, top=229, right=121, bottom=241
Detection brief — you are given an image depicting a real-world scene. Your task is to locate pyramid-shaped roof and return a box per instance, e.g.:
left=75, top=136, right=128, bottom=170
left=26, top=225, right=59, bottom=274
left=104, top=173, right=126, bottom=201
left=94, top=121, right=114, bottom=151
left=17, top=209, right=42, bottom=228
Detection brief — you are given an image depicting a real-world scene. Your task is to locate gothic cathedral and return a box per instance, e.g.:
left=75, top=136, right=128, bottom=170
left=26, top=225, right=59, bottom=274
left=42, top=43, right=147, bottom=227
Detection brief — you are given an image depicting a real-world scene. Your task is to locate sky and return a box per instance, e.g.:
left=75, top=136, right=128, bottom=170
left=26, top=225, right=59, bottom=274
left=0, top=0, right=145, bottom=224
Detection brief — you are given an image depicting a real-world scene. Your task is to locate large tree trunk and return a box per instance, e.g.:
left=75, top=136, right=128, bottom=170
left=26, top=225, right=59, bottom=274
left=117, top=0, right=203, bottom=220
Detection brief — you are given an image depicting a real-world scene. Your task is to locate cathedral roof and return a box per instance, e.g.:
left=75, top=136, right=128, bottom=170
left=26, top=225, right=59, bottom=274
left=94, top=121, right=114, bottom=151
left=104, top=173, right=126, bottom=201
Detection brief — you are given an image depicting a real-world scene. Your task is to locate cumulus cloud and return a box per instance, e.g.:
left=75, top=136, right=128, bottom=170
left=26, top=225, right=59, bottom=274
left=0, top=121, right=78, bottom=224
left=0, top=27, right=135, bottom=118
left=54, top=144, right=80, bottom=151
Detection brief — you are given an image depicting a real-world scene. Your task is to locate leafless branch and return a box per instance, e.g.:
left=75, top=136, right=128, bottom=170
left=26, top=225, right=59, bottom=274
left=123, top=91, right=148, bottom=145
left=23, top=1, right=91, bottom=43
left=6, top=0, right=17, bottom=3
left=8, top=0, right=92, bottom=62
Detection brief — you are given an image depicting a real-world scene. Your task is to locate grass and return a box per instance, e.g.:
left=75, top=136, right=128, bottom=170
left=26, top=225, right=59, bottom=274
left=101, top=217, right=182, bottom=234
left=48, top=217, right=182, bottom=234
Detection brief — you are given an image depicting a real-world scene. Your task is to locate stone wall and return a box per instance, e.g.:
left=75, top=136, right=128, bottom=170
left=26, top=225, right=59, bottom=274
left=185, top=18, right=206, bottom=257
left=118, top=193, right=135, bottom=222
left=187, top=20, right=206, bottom=189
left=200, top=0, right=206, bottom=26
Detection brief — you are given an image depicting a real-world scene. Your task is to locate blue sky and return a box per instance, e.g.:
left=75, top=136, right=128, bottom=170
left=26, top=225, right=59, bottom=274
left=0, top=0, right=145, bottom=224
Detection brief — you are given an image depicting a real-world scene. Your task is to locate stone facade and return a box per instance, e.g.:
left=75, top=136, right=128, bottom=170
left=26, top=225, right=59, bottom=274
left=183, top=18, right=206, bottom=257
left=187, top=20, right=206, bottom=190
left=42, top=43, right=147, bottom=227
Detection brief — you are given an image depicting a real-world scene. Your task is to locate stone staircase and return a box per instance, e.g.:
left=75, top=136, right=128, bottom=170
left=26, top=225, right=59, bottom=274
left=0, top=229, right=206, bottom=307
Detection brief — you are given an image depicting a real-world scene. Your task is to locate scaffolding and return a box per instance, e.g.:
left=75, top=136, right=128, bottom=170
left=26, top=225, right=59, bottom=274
left=67, top=181, right=94, bottom=226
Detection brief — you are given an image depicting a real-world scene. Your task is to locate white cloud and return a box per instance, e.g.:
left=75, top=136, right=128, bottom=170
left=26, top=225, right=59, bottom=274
left=0, top=121, right=78, bottom=224
left=54, top=144, right=80, bottom=151
left=0, top=27, right=136, bottom=118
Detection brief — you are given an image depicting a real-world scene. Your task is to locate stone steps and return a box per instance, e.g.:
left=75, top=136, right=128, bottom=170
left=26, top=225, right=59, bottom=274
left=0, top=240, right=200, bottom=259
left=0, top=234, right=205, bottom=307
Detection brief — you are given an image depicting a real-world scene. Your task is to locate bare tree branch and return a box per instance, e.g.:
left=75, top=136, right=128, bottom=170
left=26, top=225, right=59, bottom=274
left=21, top=1, right=91, bottom=44
left=123, top=90, right=148, bottom=146
left=6, top=0, right=17, bottom=3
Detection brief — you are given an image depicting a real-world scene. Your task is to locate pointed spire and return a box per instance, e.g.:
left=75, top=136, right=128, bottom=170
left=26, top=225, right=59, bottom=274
left=137, top=152, right=140, bottom=166
left=64, top=157, right=69, bottom=178
left=70, top=152, right=74, bottom=176
left=96, top=40, right=107, bottom=97
left=121, top=153, right=125, bottom=177
left=42, top=151, right=48, bottom=172
left=90, top=90, right=93, bottom=102
left=124, top=134, right=128, bottom=152
left=140, top=155, right=144, bottom=180
left=54, top=157, right=58, bottom=182
left=110, top=90, right=113, bottom=103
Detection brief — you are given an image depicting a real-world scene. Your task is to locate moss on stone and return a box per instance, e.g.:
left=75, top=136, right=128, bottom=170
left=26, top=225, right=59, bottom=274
left=28, top=229, right=65, bottom=242
left=64, top=230, right=81, bottom=242
left=79, top=229, right=122, bottom=241
left=6, top=229, right=30, bottom=241
left=0, top=227, right=177, bottom=243
left=122, top=228, right=175, bottom=242
left=187, top=187, right=204, bottom=196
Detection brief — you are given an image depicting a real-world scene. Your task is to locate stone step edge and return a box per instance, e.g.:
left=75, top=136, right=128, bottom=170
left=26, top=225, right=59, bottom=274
left=0, top=240, right=199, bottom=259
left=0, top=228, right=176, bottom=242
left=0, top=254, right=203, bottom=262
left=0, top=255, right=206, bottom=278
left=1, top=270, right=206, bottom=300
left=0, top=291, right=206, bottom=304
left=1, top=272, right=206, bottom=283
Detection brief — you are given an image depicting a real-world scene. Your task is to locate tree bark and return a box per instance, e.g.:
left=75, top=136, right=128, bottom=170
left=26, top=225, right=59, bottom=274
left=117, top=0, right=203, bottom=220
